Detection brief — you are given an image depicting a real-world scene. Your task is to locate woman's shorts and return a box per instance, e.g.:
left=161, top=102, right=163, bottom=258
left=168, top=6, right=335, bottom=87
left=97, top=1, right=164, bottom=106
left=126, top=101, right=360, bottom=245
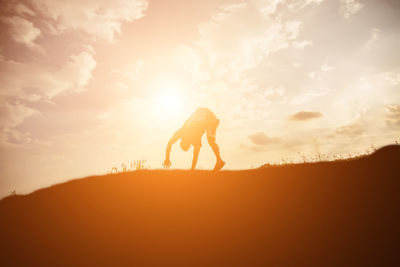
left=206, top=119, right=219, bottom=140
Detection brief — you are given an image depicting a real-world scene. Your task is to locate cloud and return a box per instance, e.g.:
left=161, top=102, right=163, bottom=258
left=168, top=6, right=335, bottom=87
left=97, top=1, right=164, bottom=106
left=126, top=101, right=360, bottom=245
left=196, top=2, right=308, bottom=76
left=172, top=0, right=325, bottom=127
left=248, top=131, right=281, bottom=145
left=1, top=16, right=41, bottom=48
left=292, top=40, right=312, bottom=49
left=365, top=28, right=380, bottom=48
left=115, top=60, right=144, bottom=80
left=13, top=2, right=36, bottom=16
left=32, top=0, right=148, bottom=41
left=290, top=88, right=330, bottom=105
left=258, top=0, right=285, bottom=15
left=56, top=51, right=97, bottom=93
left=340, top=0, right=364, bottom=18
left=288, top=0, right=324, bottom=11
left=1, top=128, right=28, bottom=147
left=290, top=111, right=323, bottom=121
left=381, top=71, right=400, bottom=86
left=0, top=102, right=38, bottom=129
left=386, top=104, right=400, bottom=127
left=0, top=49, right=96, bottom=140
left=335, top=123, right=363, bottom=137
left=0, top=50, right=96, bottom=101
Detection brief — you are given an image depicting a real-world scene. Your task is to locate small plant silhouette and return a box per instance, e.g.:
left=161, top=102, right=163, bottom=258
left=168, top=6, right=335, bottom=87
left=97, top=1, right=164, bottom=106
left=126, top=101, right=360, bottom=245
left=110, top=160, right=149, bottom=173
left=370, top=144, right=377, bottom=152
left=10, top=190, right=16, bottom=196
left=121, top=163, right=127, bottom=172
left=297, top=152, right=307, bottom=163
left=131, top=160, right=147, bottom=170
left=260, top=142, right=397, bottom=169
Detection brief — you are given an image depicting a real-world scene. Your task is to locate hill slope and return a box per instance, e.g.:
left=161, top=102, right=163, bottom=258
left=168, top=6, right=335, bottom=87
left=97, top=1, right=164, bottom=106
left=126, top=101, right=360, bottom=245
left=1, top=145, right=399, bottom=266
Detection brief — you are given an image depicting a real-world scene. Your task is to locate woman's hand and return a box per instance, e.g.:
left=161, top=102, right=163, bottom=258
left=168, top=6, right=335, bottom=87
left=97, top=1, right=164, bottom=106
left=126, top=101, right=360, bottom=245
left=162, top=159, right=171, bottom=168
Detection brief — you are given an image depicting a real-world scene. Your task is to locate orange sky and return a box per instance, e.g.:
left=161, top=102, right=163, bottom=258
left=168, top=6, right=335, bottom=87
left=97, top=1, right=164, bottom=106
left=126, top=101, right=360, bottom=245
left=1, top=0, right=400, bottom=197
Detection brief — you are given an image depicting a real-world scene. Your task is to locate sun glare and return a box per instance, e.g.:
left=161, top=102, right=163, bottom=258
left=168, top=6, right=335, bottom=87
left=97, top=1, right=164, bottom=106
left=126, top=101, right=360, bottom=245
left=152, top=81, right=185, bottom=117
left=155, top=92, right=183, bottom=112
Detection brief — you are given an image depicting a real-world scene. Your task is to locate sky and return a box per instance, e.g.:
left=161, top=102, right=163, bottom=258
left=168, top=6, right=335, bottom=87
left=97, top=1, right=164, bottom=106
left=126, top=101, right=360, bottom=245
left=1, top=0, right=399, bottom=197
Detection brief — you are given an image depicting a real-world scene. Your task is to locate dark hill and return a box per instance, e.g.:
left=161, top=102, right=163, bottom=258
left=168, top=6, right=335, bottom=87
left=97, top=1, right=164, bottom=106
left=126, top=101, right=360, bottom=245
left=1, top=145, right=399, bottom=266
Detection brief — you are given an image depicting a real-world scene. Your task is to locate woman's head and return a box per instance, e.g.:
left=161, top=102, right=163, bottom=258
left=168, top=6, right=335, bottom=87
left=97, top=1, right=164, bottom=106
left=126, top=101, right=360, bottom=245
left=180, top=139, right=190, bottom=151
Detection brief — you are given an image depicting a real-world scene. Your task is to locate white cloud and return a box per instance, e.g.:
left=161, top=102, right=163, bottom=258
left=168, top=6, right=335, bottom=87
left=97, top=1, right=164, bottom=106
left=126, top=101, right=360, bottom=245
left=293, top=39, right=312, bottom=49
left=0, top=48, right=96, bottom=145
left=257, top=0, right=286, bottom=16
left=290, top=88, right=330, bottom=105
left=386, top=104, right=400, bottom=128
left=285, top=20, right=302, bottom=40
left=56, top=51, right=97, bottom=93
left=0, top=128, right=36, bottom=147
left=0, top=50, right=96, bottom=137
left=111, top=60, right=144, bottom=91
left=31, top=0, right=148, bottom=41
left=1, top=16, right=41, bottom=48
left=321, top=63, right=333, bottom=73
left=307, top=63, right=334, bottom=81
left=0, top=50, right=96, bottom=101
left=0, top=102, right=38, bottom=129
left=196, top=4, right=304, bottom=78
left=365, top=27, right=380, bottom=47
left=380, top=71, right=400, bottom=86
left=335, top=122, right=363, bottom=138
left=258, top=0, right=285, bottom=16
left=340, top=0, right=364, bottom=18
left=169, top=0, right=333, bottom=136
left=121, top=61, right=144, bottom=81
left=13, top=3, right=36, bottom=16
left=288, top=0, right=324, bottom=12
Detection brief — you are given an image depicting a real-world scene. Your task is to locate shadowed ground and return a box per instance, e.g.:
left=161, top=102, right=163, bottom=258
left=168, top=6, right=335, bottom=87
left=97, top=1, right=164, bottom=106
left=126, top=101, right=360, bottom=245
left=1, top=145, right=399, bottom=266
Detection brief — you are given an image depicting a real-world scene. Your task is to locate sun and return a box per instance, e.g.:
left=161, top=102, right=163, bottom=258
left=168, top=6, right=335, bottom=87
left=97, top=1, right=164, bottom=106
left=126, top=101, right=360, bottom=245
left=152, top=81, right=185, bottom=117
left=155, top=91, right=183, bottom=112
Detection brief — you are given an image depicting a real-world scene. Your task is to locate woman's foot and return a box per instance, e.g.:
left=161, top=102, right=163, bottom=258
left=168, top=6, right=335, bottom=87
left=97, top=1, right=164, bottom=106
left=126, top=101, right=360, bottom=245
left=213, top=160, right=225, bottom=171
